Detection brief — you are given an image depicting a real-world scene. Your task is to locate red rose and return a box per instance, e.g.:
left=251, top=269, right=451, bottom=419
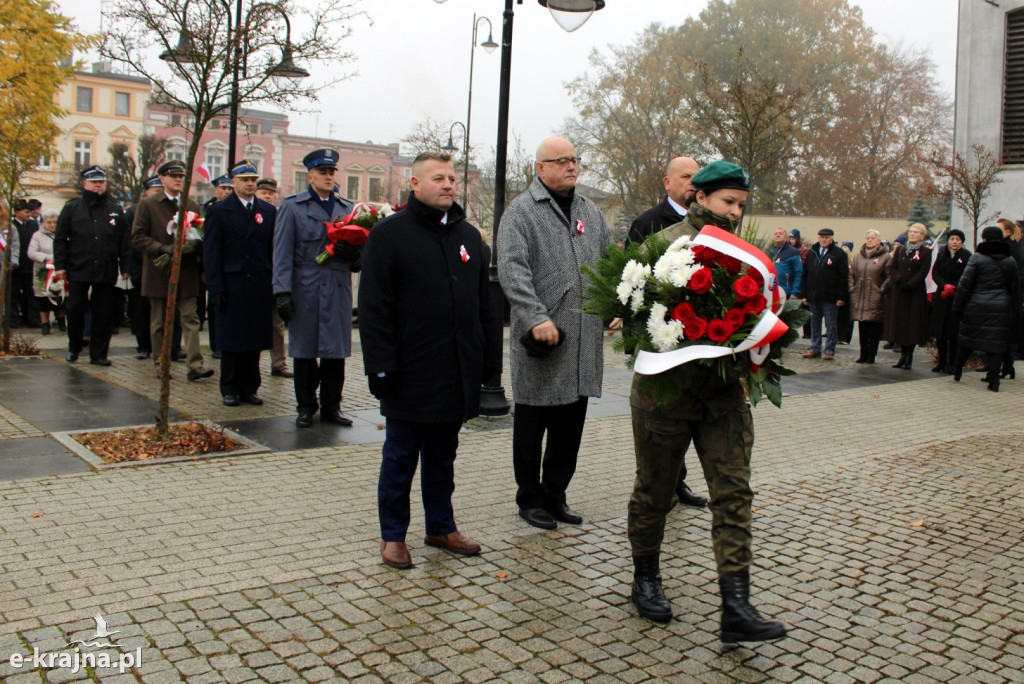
left=688, top=267, right=714, bottom=294
left=692, top=245, right=714, bottom=265
left=683, top=316, right=707, bottom=340
left=733, top=276, right=759, bottom=300
left=707, top=318, right=732, bottom=343
left=671, top=302, right=696, bottom=323
left=724, top=307, right=747, bottom=328
left=743, top=293, right=768, bottom=315
left=746, top=266, right=764, bottom=287
left=720, top=255, right=743, bottom=274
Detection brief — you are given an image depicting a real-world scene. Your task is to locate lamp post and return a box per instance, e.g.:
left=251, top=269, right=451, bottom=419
left=160, top=0, right=310, bottom=169
left=443, top=121, right=468, bottom=205
left=435, top=0, right=605, bottom=416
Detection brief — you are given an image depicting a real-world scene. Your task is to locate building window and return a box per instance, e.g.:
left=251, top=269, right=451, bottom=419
left=74, top=140, right=92, bottom=168
left=115, top=92, right=130, bottom=117
left=210, top=119, right=221, bottom=130
left=243, top=146, right=264, bottom=176
left=166, top=140, right=186, bottom=162
left=1004, top=9, right=1024, bottom=163
left=369, top=177, right=382, bottom=202
left=206, top=149, right=225, bottom=180
left=76, top=87, right=93, bottom=112
left=293, top=170, right=307, bottom=194
left=36, top=155, right=52, bottom=170
left=171, top=113, right=181, bottom=126
left=346, top=176, right=360, bottom=199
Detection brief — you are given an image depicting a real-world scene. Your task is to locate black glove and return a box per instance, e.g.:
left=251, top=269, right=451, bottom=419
left=210, top=293, right=227, bottom=310
left=275, top=293, right=293, bottom=326
left=160, top=244, right=174, bottom=256
left=340, top=244, right=361, bottom=263
left=368, top=371, right=400, bottom=399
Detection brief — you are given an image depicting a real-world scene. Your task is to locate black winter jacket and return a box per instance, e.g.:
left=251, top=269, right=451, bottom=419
left=53, top=191, right=132, bottom=284
left=953, top=240, right=1021, bottom=353
left=800, top=243, right=849, bottom=303
left=358, top=193, right=498, bottom=423
left=624, top=197, right=684, bottom=247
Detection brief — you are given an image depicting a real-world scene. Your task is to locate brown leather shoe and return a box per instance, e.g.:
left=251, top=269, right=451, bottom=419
left=822, top=353, right=834, bottom=360
left=380, top=541, right=412, bottom=569
left=424, top=531, right=481, bottom=556
left=802, top=351, right=820, bottom=358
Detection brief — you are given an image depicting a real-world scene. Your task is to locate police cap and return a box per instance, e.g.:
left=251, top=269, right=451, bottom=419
left=81, top=165, right=108, bottom=182
left=303, top=148, right=339, bottom=170
left=158, top=161, right=186, bottom=177
left=230, top=160, right=259, bottom=178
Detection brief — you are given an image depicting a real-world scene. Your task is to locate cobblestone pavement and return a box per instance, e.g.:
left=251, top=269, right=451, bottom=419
left=1, top=328, right=1023, bottom=682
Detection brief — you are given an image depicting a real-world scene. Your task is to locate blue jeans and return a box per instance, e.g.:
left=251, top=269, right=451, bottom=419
left=378, top=419, right=461, bottom=542
left=808, top=300, right=838, bottom=355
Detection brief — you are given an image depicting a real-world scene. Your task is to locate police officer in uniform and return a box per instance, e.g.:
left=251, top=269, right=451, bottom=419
left=273, top=148, right=359, bottom=427
left=52, top=165, right=132, bottom=365
left=626, top=161, right=786, bottom=644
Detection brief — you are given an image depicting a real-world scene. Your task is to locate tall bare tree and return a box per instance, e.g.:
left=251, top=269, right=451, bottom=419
left=101, top=0, right=363, bottom=434
left=940, top=144, right=1004, bottom=245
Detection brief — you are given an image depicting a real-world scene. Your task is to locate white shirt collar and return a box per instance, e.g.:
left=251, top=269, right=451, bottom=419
left=666, top=196, right=688, bottom=217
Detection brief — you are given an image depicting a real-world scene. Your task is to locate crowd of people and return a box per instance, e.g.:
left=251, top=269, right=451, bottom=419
left=779, top=219, right=1023, bottom=391
left=4, top=141, right=1022, bottom=646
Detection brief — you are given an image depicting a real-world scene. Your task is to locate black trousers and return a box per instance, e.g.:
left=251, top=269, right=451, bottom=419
left=130, top=287, right=151, bottom=353
left=12, top=271, right=39, bottom=326
left=858, top=321, right=883, bottom=361
left=220, top=350, right=262, bottom=396
left=293, top=357, right=345, bottom=414
left=66, top=281, right=117, bottom=361
left=512, top=397, right=589, bottom=510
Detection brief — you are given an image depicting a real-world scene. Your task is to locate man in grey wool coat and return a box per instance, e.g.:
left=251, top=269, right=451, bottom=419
left=497, top=136, right=613, bottom=531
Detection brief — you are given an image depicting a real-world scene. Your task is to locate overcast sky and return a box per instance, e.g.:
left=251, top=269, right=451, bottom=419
left=60, top=0, right=960, bottom=157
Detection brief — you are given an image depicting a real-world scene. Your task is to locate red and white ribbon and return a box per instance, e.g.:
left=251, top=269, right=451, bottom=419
left=635, top=225, right=791, bottom=375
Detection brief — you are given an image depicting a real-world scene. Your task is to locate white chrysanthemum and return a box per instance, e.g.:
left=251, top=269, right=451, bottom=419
left=378, top=204, right=394, bottom=217
left=668, top=262, right=701, bottom=289
left=652, top=319, right=684, bottom=351
left=666, top=235, right=692, bottom=252
left=654, top=250, right=697, bottom=288
left=616, top=280, right=633, bottom=305
left=629, top=287, right=645, bottom=313
left=647, top=302, right=668, bottom=337
left=621, top=260, right=651, bottom=289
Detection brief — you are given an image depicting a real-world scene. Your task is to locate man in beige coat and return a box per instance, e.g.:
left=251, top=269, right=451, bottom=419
left=131, top=161, right=212, bottom=380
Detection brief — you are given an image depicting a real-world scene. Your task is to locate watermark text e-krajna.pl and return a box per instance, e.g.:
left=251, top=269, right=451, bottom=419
left=9, top=647, right=142, bottom=674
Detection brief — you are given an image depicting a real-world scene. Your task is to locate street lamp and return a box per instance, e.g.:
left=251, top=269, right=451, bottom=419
left=435, top=0, right=605, bottom=416
left=443, top=122, right=468, bottom=205
left=160, top=0, right=310, bottom=169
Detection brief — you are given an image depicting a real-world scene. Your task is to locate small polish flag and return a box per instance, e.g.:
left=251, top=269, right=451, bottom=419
left=195, top=163, right=211, bottom=183
left=576, top=219, right=585, bottom=235
left=459, top=244, right=470, bottom=263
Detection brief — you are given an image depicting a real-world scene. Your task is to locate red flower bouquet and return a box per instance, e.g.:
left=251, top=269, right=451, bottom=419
left=583, top=226, right=809, bottom=407
left=316, top=202, right=395, bottom=264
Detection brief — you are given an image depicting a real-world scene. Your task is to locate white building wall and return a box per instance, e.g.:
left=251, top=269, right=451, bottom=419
left=955, top=0, right=1024, bottom=243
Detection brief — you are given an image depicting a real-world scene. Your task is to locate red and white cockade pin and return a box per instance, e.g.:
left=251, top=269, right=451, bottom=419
left=459, top=244, right=470, bottom=263
left=254, top=213, right=263, bottom=224
left=912, top=251, right=920, bottom=260
left=576, top=219, right=585, bottom=235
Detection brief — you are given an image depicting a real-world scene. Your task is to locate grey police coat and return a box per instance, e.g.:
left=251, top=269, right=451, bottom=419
left=497, top=177, right=612, bottom=406
left=272, top=190, right=355, bottom=359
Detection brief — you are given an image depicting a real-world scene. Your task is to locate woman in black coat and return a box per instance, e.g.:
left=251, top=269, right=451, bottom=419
left=883, top=223, right=932, bottom=369
left=997, top=218, right=1024, bottom=369
left=929, top=229, right=971, bottom=373
left=952, top=226, right=1022, bottom=391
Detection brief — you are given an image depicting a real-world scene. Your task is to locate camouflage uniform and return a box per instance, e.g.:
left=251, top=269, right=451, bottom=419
left=626, top=206, right=755, bottom=576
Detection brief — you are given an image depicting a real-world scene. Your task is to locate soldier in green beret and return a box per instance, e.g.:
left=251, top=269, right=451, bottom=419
left=627, top=161, right=787, bottom=644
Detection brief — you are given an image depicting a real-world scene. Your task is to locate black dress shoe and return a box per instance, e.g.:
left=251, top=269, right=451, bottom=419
left=321, top=409, right=354, bottom=426
left=187, top=368, right=215, bottom=381
left=519, top=507, right=557, bottom=530
left=223, top=394, right=240, bottom=407
left=89, top=358, right=112, bottom=367
left=676, top=483, right=709, bottom=507
left=211, top=350, right=222, bottom=359
left=546, top=502, right=583, bottom=525
left=295, top=411, right=315, bottom=428
left=66, top=352, right=78, bottom=362
left=136, top=350, right=151, bottom=360
left=240, top=393, right=264, bottom=406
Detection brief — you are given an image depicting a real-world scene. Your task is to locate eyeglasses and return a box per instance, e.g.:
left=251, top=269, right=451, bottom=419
left=540, top=156, right=581, bottom=167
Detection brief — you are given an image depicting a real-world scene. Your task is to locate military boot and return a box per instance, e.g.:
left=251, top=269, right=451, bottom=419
left=719, top=570, right=786, bottom=643
left=631, top=555, right=672, bottom=623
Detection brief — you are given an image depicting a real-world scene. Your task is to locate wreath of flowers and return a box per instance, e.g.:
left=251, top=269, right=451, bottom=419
left=583, top=228, right=810, bottom=407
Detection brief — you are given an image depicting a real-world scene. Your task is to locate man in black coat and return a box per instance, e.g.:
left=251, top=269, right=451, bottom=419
left=624, top=156, right=700, bottom=248
left=620, top=156, right=708, bottom=509
left=358, top=152, right=498, bottom=570
left=10, top=199, right=40, bottom=328
left=53, top=166, right=132, bottom=365
left=204, top=160, right=277, bottom=406
left=800, top=228, right=849, bottom=360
